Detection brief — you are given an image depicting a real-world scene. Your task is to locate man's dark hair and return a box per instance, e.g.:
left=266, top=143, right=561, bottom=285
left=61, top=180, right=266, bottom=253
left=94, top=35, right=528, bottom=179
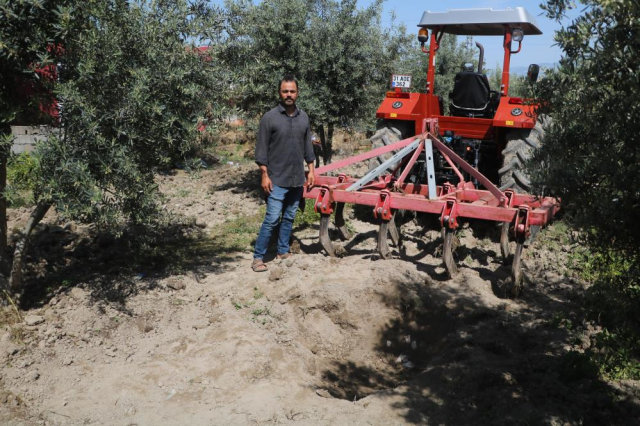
left=279, top=75, right=298, bottom=92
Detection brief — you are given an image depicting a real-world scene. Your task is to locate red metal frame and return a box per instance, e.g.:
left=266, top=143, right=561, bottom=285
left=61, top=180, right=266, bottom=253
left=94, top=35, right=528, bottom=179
left=306, top=119, right=560, bottom=236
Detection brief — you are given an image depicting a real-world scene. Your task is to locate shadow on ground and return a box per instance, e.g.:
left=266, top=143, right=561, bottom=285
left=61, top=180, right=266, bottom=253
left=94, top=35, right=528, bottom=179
left=20, top=221, right=241, bottom=310
left=317, top=250, right=640, bottom=425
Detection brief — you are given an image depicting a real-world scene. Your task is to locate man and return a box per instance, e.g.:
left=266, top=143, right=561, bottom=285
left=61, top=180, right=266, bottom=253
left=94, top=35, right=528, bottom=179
left=252, top=75, right=315, bottom=272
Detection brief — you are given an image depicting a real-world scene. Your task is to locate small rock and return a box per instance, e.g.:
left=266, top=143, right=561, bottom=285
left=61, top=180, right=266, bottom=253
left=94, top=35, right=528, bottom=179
left=411, top=341, right=417, bottom=350
left=195, top=221, right=207, bottom=229
left=24, top=315, right=45, bottom=326
left=70, top=288, right=84, bottom=300
left=63, top=358, right=73, bottom=366
left=285, top=259, right=294, bottom=267
left=299, top=263, right=309, bottom=270
left=166, top=279, right=186, bottom=290
left=29, top=371, right=40, bottom=381
left=403, top=361, right=414, bottom=369
left=269, top=268, right=285, bottom=282
left=290, top=240, right=301, bottom=254
left=316, top=389, right=334, bottom=399
left=192, top=320, right=209, bottom=330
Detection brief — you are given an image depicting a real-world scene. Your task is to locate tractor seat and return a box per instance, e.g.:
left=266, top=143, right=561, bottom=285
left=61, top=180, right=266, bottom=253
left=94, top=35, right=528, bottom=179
left=449, top=71, right=495, bottom=118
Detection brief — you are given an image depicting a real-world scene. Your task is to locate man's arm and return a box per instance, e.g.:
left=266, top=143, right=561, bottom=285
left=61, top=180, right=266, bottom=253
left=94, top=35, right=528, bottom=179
left=256, top=115, right=272, bottom=194
left=303, top=119, right=316, bottom=166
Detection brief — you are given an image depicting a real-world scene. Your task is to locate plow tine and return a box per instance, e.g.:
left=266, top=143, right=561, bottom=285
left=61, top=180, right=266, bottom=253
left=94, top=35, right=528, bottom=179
left=511, top=242, right=525, bottom=294
left=377, top=220, right=391, bottom=259
left=334, top=203, right=351, bottom=241
left=442, top=227, right=458, bottom=278
left=500, top=222, right=511, bottom=262
left=319, top=214, right=336, bottom=257
left=388, top=213, right=401, bottom=247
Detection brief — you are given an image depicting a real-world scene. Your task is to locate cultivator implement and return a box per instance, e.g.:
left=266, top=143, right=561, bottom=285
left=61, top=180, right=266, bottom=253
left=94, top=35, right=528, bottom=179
left=303, top=119, right=560, bottom=287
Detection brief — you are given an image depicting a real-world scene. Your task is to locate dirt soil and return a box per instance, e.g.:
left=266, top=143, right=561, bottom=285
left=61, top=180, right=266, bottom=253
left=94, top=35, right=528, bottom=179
left=1, top=150, right=639, bottom=425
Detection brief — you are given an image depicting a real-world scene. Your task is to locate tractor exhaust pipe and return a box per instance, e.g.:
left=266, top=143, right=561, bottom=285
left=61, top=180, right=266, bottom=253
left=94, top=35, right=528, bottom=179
left=476, top=42, right=484, bottom=74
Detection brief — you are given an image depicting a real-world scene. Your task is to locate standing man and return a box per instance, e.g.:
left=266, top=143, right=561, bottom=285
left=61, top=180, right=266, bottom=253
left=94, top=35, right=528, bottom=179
left=252, top=75, right=315, bottom=272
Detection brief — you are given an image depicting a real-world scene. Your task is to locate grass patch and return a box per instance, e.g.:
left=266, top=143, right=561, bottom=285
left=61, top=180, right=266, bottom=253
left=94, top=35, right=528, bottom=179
left=6, top=151, right=37, bottom=208
left=210, top=209, right=265, bottom=253
left=209, top=143, right=252, bottom=165
left=175, top=188, right=191, bottom=198
left=294, top=199, right=321, bottom=228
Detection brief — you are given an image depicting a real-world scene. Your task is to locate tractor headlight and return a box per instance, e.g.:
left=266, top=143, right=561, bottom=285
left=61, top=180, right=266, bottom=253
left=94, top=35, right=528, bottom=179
left=512, top=28, right=524, bottom=42
left=418, top=28, right=429, bottom=44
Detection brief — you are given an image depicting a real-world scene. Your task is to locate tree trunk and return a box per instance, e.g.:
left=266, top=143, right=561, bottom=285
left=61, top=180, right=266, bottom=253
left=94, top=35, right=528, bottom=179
left=316, top=124, right=327, bottom=166
left=0, top=125, right=11, bottom=276
left=325, top=122, right=334, bottom=164
left=8, top=201, right=51, bottom=301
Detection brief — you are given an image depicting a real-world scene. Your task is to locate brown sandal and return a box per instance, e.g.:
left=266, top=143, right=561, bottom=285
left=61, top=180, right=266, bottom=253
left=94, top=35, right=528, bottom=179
left=252, top=259, right=268, bottom=272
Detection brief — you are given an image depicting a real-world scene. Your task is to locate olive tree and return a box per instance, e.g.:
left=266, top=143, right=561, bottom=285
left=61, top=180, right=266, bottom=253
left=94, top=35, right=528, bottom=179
left=222, top=0, right=410, bottom=163
left=0, top=0, right=72, bottom=279
left=1, top=0, right=229, bottom=303
left=531, top=0, right=640, bottom=376
left=532, top=0, right=640, bottom=254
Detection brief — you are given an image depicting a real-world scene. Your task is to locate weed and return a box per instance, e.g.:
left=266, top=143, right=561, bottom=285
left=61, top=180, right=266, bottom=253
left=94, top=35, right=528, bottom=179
left=591, top=330, right=640, bottom=380
left=176, top=188, right=191, bottom=198
left=250, top=305, right=272, bottom=324
left=232, top=300, right=242, bottom=310
left=294, top=201, right=320, bottom=228
left=253, top=287, right=264, bottom=300
left=211, top=210, right=264, bottom=252
left=550, top=312, right=573, bottom=330
left=0, top=307, right=21, bottom=328
left=9, top=326, right=26, bottom=344
left=251, top=307, right=267, bottom=316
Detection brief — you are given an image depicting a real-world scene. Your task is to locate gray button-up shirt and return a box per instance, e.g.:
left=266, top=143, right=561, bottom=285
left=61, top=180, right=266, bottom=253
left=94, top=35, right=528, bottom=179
left=255, top=104, right=315, bottom=188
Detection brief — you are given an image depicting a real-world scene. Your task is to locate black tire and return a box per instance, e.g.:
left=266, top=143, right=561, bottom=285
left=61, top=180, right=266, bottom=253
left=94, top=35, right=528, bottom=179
left=499, top=116, right=551, bottom=193
left=368, top=123, right=403, bottom=171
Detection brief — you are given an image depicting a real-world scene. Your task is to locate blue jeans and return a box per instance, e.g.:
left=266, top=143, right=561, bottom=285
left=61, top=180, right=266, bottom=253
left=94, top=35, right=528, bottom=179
left=253, top=185, right=303, bottom=260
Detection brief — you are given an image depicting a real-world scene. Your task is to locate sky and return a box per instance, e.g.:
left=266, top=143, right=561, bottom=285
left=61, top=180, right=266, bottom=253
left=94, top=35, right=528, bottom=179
left=208, top=0, right=583, bottom=69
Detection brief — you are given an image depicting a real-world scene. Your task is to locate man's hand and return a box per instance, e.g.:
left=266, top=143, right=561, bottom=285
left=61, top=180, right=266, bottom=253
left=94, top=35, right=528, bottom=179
left=261, top=174, right=273, bottom=194
left=306, top=170, right=315, bottom=189
left=259, top=165, right=272, bottom=194
left=306, top=163, right=315, bottom=189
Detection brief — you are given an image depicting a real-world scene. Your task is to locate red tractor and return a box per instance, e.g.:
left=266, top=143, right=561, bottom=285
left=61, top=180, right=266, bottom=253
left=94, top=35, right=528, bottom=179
left=372, top=7, right=546, bottom=193
left=303, top=7, right=559, bottom=289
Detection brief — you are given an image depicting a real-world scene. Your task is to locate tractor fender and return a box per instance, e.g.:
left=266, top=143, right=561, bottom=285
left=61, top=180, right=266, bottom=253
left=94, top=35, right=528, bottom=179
left=376, top=93, right=427, bottom=124
left=492, top=97, right=537, bottom=130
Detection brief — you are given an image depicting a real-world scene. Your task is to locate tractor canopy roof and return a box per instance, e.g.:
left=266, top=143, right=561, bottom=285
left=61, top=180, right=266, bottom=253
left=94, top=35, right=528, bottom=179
left=417, top=7, right=542, bottom=36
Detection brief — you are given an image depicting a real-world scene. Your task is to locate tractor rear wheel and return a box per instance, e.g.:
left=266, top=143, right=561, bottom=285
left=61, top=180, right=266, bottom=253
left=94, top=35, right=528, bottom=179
left=368, top=120, right=411, bottom=171
left=499, top=116, right=551, bottom=193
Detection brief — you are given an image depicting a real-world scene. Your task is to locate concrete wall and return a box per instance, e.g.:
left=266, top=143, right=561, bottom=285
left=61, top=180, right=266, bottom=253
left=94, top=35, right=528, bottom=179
left=10, top=126, right=53, bottom=154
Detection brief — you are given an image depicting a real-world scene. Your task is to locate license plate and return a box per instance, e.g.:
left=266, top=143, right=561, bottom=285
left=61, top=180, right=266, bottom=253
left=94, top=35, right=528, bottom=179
left=391, top=74, right=412, bottom=89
